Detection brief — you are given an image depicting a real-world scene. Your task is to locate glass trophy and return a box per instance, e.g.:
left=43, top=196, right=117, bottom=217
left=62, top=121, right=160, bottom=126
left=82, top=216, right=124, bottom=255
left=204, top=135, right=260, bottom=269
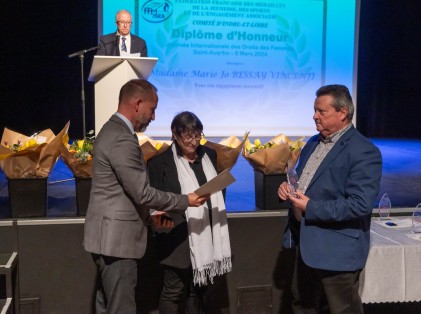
left=378, top=193, right=392, bottom=219
left=412, top=203, right=421, bottom=233
left=287, top=169, right=299, bottom=197
left=286, top=158, right=299, bottom=197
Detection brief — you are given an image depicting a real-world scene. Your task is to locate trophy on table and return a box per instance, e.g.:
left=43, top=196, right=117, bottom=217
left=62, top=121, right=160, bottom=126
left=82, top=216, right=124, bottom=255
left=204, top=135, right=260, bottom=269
left=412, top=203, right=421, bottom=233
left=378, top=193, right=392, bottom=219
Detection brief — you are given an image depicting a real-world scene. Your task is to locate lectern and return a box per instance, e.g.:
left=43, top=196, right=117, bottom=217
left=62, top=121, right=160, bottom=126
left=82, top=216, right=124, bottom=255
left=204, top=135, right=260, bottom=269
left=88, top=56, right=158, bottom=134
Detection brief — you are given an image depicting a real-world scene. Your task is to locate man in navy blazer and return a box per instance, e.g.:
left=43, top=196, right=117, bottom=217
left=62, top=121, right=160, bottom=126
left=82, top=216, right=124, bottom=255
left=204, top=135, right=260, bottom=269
left=278, top=84, right=382, bottom=313
left=97, top=9, right=148, bottom=57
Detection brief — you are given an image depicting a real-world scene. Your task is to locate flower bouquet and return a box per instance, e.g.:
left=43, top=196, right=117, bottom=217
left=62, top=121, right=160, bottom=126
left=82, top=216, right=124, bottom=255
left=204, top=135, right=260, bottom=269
left=242, top=134, right=305, bottom=174
left=59, top=130, right=95, bottom=216
left=242, top=134, right=305, bottom=210
left=201, top=132, right=249, bottom=172
left=0, top=122, right=70, bottom=178
left=59, top=130, right=95, bottom=178
left=0, top=122, right=70, bottom=217
left=136, top=132, right=172, bottom=163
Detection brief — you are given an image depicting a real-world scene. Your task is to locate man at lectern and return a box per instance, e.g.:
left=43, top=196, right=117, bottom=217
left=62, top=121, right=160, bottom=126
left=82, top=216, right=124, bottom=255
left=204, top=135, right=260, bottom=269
left=97, top=9, right=148, bottom=57
left=83, top=79, right=208, bottom=313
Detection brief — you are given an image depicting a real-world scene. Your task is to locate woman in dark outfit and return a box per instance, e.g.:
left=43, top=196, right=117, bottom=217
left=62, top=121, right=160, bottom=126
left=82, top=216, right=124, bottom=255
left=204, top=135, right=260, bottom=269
left=147, top=111, right=232, bottom=313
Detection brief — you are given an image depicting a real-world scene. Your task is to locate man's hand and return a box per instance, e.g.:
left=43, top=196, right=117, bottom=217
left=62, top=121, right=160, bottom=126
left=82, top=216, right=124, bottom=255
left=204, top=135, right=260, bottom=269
left=278, top=182, right=292, bottom=201
left=289, top=190, right=309, bottom=214
left=188, top=192, right=210, bottom=207
left=150, top=211, right=174, bottom=230
left=278, top=183, right=309, bottom=222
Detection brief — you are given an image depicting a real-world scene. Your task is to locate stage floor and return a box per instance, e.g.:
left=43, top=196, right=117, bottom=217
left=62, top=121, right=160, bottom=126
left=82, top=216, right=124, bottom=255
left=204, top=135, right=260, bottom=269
left=0, top=138, right=420, bottom=218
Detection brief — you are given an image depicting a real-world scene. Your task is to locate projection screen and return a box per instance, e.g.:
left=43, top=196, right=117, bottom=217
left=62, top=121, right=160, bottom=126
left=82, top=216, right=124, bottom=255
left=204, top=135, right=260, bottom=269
left=99, top=0, right=360, bottom=136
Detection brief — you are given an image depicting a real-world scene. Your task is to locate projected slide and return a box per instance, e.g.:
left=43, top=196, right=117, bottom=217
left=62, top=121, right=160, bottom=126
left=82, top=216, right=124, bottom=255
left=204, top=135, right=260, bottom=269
left=101, top=0, right=358, bottom=136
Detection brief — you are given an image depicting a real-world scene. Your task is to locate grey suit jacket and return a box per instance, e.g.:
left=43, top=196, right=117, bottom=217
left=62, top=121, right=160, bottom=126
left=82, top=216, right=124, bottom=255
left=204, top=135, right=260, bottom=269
left=96, top=32, right=148, bottom=57
left=83, top=115, right=188, bottom=259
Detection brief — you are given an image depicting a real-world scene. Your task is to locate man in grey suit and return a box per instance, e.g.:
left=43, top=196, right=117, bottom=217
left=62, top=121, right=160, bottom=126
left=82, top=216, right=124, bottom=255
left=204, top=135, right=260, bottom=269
left=84, top=79, right=208, bottom=313
left=97, top=9, right=148, bottom=57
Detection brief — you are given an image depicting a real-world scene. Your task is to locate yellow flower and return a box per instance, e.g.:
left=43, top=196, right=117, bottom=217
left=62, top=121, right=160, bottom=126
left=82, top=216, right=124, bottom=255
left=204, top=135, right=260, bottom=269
left=77, top=140, right=84, bottom=149
left=200, top=137, right=207, bottom=145
left=68, top=131, right=95, bottom=164
left=155, top=142, right=163, bottom=150
left=24, top=139, right=37, bottom=148
left=254, top=139, right=261, bottom=148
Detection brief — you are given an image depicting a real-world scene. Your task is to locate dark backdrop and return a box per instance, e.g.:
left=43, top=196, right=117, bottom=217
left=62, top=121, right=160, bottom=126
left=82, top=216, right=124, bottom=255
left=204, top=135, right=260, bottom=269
left=357, top=0, right=421, bottom=138
left=1, top=1, right=421, bottom=139
left=0, top=1, right=98, bottom=139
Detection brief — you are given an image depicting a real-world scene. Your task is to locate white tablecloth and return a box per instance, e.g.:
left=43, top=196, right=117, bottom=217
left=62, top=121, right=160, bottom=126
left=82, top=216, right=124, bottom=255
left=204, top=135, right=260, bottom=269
left=359, top=217, right=421, bottom=303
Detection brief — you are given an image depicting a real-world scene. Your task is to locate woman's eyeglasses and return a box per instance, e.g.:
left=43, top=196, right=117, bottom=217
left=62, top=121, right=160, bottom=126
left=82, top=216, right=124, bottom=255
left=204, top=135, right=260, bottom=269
left=178, top=132, right=204, bottom=144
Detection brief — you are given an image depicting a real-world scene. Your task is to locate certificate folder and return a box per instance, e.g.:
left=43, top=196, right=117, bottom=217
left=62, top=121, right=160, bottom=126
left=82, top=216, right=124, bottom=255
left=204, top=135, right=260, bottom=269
left=194, top=168, right=235, bottom=197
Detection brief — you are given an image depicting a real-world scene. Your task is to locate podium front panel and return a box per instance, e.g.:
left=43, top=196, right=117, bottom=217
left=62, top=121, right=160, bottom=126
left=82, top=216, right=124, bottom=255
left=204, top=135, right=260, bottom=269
left=94, top=61, right=139, bottom=134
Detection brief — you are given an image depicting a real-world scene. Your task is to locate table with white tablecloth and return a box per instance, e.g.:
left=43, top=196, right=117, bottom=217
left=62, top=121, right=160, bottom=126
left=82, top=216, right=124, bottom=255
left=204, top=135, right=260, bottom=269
left=359, top=217, right=421, bottom=303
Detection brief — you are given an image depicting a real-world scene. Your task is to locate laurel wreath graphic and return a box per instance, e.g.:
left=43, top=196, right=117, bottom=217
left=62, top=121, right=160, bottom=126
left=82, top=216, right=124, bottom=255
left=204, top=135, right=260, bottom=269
left=149, top=11, right=224, bottom=116
left=275, top=16, right=314, bottom=91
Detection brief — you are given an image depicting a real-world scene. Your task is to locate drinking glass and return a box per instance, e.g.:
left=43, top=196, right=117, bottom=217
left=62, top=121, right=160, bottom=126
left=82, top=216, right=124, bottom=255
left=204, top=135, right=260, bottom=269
left=378, top=193, right=391, bottom=219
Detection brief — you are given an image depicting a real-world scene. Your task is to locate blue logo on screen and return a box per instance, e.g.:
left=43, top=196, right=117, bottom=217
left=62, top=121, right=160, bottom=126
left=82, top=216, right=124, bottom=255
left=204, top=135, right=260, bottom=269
left=141, top=0, right=173, bottom=23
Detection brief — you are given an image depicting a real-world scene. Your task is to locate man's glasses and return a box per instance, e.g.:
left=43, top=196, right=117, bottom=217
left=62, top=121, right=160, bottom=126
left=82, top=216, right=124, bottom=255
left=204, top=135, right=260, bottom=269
left=178, top=132, right=204, bottom=144
left=116, top=21, right=132, bottom=25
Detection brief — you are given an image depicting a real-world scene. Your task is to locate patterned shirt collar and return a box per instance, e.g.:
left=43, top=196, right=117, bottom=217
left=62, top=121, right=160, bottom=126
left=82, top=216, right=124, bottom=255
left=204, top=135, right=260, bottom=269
left=319, top=123, right=352, bottom=144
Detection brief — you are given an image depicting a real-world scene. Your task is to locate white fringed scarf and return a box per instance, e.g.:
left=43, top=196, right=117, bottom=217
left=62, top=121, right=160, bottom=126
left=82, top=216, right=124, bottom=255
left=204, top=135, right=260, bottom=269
left=171, top=144, right=232, bottom=286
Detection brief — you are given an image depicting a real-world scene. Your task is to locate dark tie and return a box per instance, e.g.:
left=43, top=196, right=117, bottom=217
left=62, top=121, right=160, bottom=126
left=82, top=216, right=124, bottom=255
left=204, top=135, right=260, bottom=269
left=121, top=37, right=127, bottom=52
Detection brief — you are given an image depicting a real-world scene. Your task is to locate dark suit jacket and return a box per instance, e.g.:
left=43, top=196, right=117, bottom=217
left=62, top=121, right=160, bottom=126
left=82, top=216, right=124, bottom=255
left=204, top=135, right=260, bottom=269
left=83, top=115, right=188, bottom=259
left=147, top=144, right=218, bottom=269
left=284, top=125, right=382, bottom=272
left=97, top=32, right=148, bottom=57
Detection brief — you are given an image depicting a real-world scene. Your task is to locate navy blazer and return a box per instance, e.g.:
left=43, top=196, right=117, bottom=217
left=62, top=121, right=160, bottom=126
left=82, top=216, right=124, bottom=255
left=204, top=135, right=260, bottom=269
left=97, top=32, right=148, bottom=57
left=285, top=126, right=382, bottom=271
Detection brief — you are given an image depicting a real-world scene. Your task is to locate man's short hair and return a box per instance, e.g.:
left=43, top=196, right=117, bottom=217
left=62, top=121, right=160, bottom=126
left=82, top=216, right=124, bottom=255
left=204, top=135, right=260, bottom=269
left=316, top=84, right=354, bottom=121
left=118, top=79, right=157, bottom=104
